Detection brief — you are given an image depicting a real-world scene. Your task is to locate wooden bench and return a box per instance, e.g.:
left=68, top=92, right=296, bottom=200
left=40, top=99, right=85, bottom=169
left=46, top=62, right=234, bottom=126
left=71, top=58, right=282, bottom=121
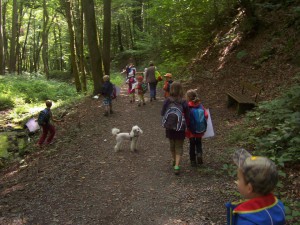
left=226, top=81, right=262, bottom=114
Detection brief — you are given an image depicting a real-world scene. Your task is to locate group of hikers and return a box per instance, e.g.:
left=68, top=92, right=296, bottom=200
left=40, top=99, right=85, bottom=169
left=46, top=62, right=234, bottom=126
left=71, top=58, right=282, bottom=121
left=35, top=61, right=286, bottom=224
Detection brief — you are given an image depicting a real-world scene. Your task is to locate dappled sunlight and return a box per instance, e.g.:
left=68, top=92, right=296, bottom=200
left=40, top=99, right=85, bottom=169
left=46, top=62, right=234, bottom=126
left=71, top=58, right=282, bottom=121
left=217, top=9, right=245, bottom=70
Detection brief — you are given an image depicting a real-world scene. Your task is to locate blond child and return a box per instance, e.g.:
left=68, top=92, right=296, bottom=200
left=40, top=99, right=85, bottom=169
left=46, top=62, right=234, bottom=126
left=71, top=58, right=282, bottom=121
left=185, top=89, right=208, bottom=166
left=226, top=149, right=285, bottom=225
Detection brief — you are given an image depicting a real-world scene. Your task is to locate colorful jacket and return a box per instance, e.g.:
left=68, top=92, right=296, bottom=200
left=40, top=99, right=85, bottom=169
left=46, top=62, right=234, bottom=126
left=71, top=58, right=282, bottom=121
left=225, top=193, right=285, bottom=225
left=163, top=80, right=173, bottom=98
left=185, top=101, right=208, bottom=138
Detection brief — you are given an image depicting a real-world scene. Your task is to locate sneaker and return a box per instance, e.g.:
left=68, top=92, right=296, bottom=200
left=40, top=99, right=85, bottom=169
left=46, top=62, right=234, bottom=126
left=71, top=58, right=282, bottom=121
left=110, top=110, right=113, bottom=114
left=150, top=98, right=153, bottom=102
left=104, top=112, right=109, bottom=116
left=138, top=103, right=141, bottom=107
left=174, top=165, right=180, bottom=175
left=197, top=155, right=203, bottom=165
left=153, top=97, right=157, bottom=100
left=191, top=160, right=197, bottom=167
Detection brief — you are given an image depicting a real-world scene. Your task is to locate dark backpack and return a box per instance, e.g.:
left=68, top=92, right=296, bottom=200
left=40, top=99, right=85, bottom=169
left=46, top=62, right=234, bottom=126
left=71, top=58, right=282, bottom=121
left=189, top=105, right=207, bottom=134
left=37, top=109, right=50, bottom=126
left=162, top=101, right=186, bottom=131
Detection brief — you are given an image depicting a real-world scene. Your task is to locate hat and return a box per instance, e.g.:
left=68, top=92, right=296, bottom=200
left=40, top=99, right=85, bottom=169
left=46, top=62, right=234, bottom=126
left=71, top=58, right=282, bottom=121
left=137, top=76, right=143, bottom=81
left=233, top=149, right=278, bottom=195
left=164, top=73, right=172, bottom=78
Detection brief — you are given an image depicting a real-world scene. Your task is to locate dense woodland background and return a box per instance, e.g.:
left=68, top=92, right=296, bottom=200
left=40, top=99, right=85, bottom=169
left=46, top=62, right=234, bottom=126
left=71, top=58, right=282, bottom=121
left=0, top=0, right=283, bottom=93
left=0, top=0, right=299, bottom=223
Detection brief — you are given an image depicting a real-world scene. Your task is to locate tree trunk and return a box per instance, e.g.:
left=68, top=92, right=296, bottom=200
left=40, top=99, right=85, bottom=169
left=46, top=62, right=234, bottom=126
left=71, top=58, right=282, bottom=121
left=0, top=0, right=5, bottom=75
left=117, top=22, right=124, bottom=52
left=132, top=0, right=143, bottom=34
left=62, top=0, right=81, bottom=92
left=42, top=0, right=50, bottom=79
left=21, top=8, right=32, bottom=72
left=9, top=0, right=18, bottom=73
left=79, top=0, right=87, bottom=92
left=82, top=0, right=103, bottom=95
left=102, top=0, right=111, bottom=75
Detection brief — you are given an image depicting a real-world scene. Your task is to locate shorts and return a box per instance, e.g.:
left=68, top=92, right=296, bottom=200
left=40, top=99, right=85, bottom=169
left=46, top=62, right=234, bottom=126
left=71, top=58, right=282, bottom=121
left=169, top=139, right=184, bottom=156
left=103, top=97, right=112, bottom=106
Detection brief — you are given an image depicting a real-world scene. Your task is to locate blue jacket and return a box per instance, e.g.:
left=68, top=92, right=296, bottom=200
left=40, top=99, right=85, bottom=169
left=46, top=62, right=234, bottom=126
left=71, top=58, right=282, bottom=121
left=226, top=193, right=285, bottom=225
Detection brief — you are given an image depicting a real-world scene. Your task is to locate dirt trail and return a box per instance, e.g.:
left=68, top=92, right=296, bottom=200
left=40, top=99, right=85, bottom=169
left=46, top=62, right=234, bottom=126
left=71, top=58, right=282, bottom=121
left=0, top=85, right=236, bottom=225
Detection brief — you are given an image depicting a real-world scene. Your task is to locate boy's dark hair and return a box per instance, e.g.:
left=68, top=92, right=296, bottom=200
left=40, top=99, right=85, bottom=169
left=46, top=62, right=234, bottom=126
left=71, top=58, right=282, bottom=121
left=46, top=100, right=52, bottom=108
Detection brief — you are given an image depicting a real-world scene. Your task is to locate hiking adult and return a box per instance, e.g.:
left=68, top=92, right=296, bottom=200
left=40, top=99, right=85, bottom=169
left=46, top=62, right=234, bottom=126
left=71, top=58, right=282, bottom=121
left=145, top=61, right=157, bottom=101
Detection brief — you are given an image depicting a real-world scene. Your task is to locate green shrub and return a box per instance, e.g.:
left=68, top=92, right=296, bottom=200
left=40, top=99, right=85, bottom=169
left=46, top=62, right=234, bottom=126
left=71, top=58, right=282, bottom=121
left=49, top=70, right=73, bottom=82
left=229, top=78, right=300, bottom=166
left=0, top=95, right=14, bottom=110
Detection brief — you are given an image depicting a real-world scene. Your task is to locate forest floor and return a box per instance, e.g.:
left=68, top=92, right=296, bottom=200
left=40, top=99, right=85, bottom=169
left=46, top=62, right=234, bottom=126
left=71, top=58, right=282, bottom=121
left=1, top=5, right=300, bottom=224
left=0, top=81, right=244, bottom=225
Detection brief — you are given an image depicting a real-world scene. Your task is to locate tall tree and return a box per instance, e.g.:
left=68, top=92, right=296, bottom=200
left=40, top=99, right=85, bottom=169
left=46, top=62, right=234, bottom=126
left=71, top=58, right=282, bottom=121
left=0, top=0, right=5, bottom=74
left=102, top=0, right=111, bottom=75
left=62, top=0, right=81, bottom=92
left=82, top=0, right=103, bottom=95
left=42, top=0, right=50, bottom=79
left=9, top=0, right=18, bottom=73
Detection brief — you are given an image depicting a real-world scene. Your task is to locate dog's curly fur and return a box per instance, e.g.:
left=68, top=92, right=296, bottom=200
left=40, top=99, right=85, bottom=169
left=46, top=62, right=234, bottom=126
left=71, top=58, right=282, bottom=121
left=112, top=125, right=143, bottom=152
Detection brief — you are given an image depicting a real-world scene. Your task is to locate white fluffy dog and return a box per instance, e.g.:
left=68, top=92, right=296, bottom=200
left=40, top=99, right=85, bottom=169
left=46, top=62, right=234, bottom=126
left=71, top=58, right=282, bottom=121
left=112, top=125, right=143, bottom=152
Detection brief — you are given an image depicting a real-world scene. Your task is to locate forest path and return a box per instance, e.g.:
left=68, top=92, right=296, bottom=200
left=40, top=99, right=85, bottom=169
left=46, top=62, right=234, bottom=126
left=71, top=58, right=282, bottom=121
left=0, top=82, right=237, bottom=225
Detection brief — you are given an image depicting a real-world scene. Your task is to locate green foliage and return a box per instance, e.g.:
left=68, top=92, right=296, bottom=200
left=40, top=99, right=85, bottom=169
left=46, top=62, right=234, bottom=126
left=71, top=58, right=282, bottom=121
left=0, top=74, right=82, bottom=123
left=49, top=70, right=73, bottom=82
left=229, top=78, right=300, bottom=166
left=0, top=95, right=14, bottom=110
left=236, top=50, right=248, bottom=60
left=284, top=200, right=300, bottom=223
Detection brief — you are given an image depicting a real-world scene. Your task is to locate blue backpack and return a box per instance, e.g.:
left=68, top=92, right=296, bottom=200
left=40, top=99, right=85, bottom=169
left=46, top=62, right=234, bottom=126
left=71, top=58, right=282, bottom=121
left=162, top=101, right=186, bottom=131
left=189, top=105, right=207, bottom=134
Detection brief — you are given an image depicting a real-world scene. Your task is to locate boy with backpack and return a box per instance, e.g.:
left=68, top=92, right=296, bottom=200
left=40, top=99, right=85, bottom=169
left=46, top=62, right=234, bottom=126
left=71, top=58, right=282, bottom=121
left=226, top=148, right=285, bottom=225
left=161, top=81, right=189, bottom=175
left=185, top=89, right=208, bottom=167
left=135, top=75, right=147, bottom=106
left=36, top=100, right=59, bottom=147
left=101, top=75, right=114, bottom=116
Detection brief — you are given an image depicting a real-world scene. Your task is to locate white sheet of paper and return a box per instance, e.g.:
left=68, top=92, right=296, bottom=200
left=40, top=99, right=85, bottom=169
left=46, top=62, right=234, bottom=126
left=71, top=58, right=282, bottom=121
left=115, top=86, right=121, bottom=96
left=203, top=109, right=215, bottom=138
left=26, top=118, right=40, bottom=132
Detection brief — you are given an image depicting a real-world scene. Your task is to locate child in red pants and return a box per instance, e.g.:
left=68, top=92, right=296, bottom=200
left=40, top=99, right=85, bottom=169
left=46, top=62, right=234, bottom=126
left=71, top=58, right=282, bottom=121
left=36, top=100, right=59, bottom=147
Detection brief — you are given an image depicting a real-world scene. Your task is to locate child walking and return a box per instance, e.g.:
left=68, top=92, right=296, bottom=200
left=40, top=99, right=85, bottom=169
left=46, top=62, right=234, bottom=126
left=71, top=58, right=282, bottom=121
left=101, top=75, right=114, bottom=116
left=135, top=75, right=146, bottom=106
left=163, top=73, right=173, bottom=98
left=226, top=149, right=285, bottom=225
left=161, top=81, right=189, bottom=175
left=126, top=72, right=136, bottom=103
left=36, top=100, right=59, bottom=147
left=185, top=89, right=208, bottom=167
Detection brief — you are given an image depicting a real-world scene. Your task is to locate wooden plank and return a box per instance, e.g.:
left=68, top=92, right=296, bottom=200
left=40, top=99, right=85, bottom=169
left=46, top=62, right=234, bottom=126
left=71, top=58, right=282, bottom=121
left=241, top=81, right=262, bottom=93
left=226, top=91, right=256, bottom=104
